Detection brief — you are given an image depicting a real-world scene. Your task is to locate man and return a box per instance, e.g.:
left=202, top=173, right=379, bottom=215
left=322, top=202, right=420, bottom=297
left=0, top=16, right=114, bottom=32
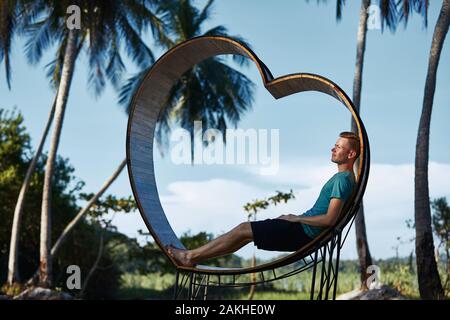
left=167, top=132, right=359, bottom=267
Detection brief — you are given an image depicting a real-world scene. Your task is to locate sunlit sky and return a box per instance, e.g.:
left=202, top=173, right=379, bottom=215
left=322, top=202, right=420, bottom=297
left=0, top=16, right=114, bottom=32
left=1, top=0, right=449, bottom=262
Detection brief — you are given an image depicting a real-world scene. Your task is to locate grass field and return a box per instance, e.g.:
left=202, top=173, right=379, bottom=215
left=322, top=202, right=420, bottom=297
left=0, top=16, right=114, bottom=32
left=117, top=257, right=445, bottom=300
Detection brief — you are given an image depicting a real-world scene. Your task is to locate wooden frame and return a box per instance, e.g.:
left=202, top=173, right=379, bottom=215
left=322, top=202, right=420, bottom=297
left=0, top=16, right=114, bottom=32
left=126, top=36, right=370, bottom=275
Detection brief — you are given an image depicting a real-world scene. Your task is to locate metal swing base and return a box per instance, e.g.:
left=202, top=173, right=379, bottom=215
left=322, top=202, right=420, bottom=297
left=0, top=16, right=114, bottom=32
left=172, top=232, right=343, bottom=300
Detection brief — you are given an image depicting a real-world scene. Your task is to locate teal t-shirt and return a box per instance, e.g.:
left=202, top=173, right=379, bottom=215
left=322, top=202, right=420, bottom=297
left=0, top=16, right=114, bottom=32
left=301, top=171, right=355, bottom=238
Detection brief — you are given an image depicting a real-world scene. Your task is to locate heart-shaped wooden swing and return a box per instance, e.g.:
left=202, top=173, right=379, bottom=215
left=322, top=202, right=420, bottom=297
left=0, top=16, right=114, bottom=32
left=126, top=36, right=370, bottom=288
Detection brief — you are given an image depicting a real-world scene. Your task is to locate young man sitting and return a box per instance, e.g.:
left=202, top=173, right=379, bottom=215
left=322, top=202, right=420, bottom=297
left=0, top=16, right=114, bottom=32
left=167, top=132, right=359, bottom=267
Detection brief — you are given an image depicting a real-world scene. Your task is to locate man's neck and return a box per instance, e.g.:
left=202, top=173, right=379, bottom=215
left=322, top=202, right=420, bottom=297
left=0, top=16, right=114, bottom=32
left=337, top=163, right=353, bottom=173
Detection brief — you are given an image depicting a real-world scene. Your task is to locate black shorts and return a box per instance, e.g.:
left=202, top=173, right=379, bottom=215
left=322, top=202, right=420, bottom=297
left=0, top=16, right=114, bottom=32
left=250, top=219, right=313, bottom=252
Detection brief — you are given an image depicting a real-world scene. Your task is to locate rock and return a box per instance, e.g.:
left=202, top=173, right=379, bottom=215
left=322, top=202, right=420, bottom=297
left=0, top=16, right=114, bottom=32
left=337, top=284, right=408, bottom=300
left=13, top=287, right=73, bottom=300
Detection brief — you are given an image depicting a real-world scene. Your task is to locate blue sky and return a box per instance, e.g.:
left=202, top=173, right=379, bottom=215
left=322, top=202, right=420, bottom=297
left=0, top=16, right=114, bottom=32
left=1, top=0, right=449, bottom=263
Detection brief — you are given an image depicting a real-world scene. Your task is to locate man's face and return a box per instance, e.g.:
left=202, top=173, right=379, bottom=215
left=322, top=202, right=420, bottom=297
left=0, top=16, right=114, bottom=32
left=331, top=137, right=353, bottom=164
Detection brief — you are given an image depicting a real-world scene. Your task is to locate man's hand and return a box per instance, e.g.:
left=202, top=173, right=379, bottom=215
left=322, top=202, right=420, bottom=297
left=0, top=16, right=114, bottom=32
left=296, top=198, right=345, bottom=227
left=276, top=214, right=300, bottom=223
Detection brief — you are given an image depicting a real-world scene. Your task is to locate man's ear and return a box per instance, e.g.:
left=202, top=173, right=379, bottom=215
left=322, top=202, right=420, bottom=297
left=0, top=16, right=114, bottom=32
left=348, top=150, right=357, bottom=159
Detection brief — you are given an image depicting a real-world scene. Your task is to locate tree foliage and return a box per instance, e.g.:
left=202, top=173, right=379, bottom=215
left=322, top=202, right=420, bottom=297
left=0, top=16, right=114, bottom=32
left=0, top=109, right=134, bottom=298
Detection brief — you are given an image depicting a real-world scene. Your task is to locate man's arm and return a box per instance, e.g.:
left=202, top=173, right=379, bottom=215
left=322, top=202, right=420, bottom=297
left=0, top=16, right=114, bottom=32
left=277, top=198, right=345, bottom=227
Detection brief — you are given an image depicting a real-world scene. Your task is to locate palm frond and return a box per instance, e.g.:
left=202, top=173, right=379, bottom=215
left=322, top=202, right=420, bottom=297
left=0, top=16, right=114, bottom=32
left=203, top=26, right=251, bottom=67
left=155, top=78, right=185, bottom=153
left=399, top=0, right=411, bottom=26
left=105, top=35, right=126, bottom=89
left=150, top=11, right=174, bottom=48
left=127, top=0, right=173, bottom=49
left=118, top=67, right=150, bottom=114
left=170, top=57, right=255, bottom=137
left=379, top=0, right=399, bottom=33
left=195, top=0, right=214, bottom=31
left=87, top=56, right=106, bottom=98
left=44, top=29, right=84, bottom=91
left=0, top=0, right=18, bottom=88
left=119, top=0, right=256, bottom=157
left=117, top=14, right=155, bottom=67
left=336, top=0, right=346, bottom=21
left=44, top=34, right=67, bottom=90
left=397, top=0, right=428, bottom=28
left=24, top=18, right=62, bottom=65
left=199, top=59, right=255, bottom=126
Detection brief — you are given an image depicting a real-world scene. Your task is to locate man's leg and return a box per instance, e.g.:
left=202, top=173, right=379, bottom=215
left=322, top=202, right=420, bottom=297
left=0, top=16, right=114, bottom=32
left=168, top=222, right=253, bottom=267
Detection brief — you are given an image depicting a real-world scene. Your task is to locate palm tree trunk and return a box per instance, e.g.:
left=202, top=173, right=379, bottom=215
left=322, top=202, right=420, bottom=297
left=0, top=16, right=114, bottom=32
left=7, top=94, right=57, bottom=285
left=352, top=198, right=373, bottom=288
left=415, top=0, right=449, bottom=300
left=27, top=159, right=126, bottom=285
left=39, top=29, right=78, bottom=288
left=351, top=0, right=373, bottom=289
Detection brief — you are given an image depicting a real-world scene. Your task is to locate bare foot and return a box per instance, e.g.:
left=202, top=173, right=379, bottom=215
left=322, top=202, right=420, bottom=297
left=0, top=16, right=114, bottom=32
left=166, top=245, right=196, bottom=267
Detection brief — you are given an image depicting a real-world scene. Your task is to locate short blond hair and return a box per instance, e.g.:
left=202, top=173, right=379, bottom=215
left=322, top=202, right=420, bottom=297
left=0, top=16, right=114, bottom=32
left=339, top=131, right=360, bottom=159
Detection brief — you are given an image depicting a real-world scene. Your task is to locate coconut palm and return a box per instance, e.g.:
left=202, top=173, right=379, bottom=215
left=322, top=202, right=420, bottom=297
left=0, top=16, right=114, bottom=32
left=28, top=0, right=256, bottom=280
left=310, top=0, right=427, bottom=288
left=411, top=0, right=449, bottom=299
left=7, top=94, right=57, bottom=286
left=0, top=0, right=62, bottom=286
left=0, top=0, right=56, bottom=285
left=335, top=0, right=445, bottom=297
left=6, top=0, right=168, bottom=287
left=119, top=0, right=255, bottom=158
left=313, top=0, right=397, bottom=288
left=347, top=0, right=375, bottom=289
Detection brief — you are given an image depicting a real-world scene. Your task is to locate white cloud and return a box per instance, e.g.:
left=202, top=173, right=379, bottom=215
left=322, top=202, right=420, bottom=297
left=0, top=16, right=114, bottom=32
left=161, top=179, right=266, bottom=234
left=247, top=156, right=337, bottom=188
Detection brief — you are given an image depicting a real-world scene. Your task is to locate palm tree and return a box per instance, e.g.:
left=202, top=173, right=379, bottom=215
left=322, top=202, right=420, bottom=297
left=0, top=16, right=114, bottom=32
left=20, top=0, right=253, bottom=288
left=320, top=0, right=426, bottom=288
left=412, top=0, right=449, bottom=299
left=337, top=0, right=445, bottom=297
left=8, top=0, right=168, bottom=287
left=347, top=0, right=374, bottom=289
left=7, top=93, right=57, bottom=286
left=0, top=0, right=56, bottom=286
left=119, top=0, right=255, bottom=157
left=324, top=0, right=398, bottom=289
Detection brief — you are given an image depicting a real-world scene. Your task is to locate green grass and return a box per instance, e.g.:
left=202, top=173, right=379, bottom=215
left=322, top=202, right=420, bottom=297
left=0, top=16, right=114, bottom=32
left=117, top=259, right=447, bottom=300
left=234, top=291, right=311, bottom=300
left=117, top=271, right=367, bottom=300
left=118, top=273, right=175, bottom=299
